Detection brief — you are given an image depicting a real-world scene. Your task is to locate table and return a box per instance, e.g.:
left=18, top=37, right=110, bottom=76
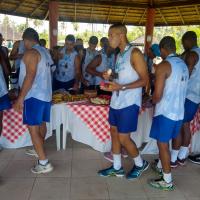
left=0, top=108, right=52, bottom=148
left=1, top=103, right=200, bottom=154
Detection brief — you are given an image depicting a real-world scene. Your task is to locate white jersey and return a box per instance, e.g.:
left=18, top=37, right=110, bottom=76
left=55, top=48, right=77, bottom=82
left=186, top=47, right=200, bottom=104
left=0, top=64, right=8, bottom=98
left=19, top=44, right=52, bottom=102
left=110, top=45, right=142, bottom=109
left=95, top=51, right=115, bottom=85
left=82, top=48, right=99, bottom=85
left=15, top=40, right=25, bottom=70
left=154, top=54, right=189, bottom=121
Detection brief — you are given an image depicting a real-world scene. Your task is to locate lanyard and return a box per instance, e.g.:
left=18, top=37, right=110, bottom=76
left=115, top=44, right=132, bottom=72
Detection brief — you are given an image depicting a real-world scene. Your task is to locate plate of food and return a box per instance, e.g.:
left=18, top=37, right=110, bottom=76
left=63, top=94, right=88, bottom=102
left=90, top=95, right=111, bottom=105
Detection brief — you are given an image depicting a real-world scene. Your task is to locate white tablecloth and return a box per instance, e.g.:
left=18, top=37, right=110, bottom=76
left=1, top=103, right=200, bottom=154
left=0, top=124, right=52, bottom=149
left=52, top=103, right=200, bottom=154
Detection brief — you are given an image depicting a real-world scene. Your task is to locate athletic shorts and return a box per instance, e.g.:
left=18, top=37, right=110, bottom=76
left=23, top=97, right=51, bottom=126
left=108, top=104, right=140, bottom=133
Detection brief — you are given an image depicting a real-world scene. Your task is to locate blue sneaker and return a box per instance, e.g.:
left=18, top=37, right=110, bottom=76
left=127, top=160, right=149, bottom=180
left=98, top=165, right=125, bottom=177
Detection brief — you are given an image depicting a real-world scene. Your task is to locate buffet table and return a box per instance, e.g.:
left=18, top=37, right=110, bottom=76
left=1, top=102, right=200, bottom=154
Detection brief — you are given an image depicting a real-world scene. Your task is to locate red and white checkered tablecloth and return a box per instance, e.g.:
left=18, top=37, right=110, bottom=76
left=2, top=108, right=28, bottom=143
left=67, top=103, right=111, bottom=143
left=190, top=108, right=200, bottom=135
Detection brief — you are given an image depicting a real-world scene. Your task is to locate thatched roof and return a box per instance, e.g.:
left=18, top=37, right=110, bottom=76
left=0, top=0, right=200, bottom=26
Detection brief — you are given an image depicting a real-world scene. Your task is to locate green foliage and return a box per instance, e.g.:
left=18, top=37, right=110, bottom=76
left=1, top=15, right=200, bottom=53
left=32, top=19, right=43, bottom=29
left=2, top=15, right=10, bottom=27
left=154, top=26, right=200, bottom=54
left=127, top=26, right=145, bottom=41
left=39, top=29, right=49, bottom=47
left=16, top=23, right=27, bottom=33
left=72, top=22, right=79, bottom=32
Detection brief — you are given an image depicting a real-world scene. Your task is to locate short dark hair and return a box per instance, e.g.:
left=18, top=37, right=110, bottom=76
left=109, top=23, right=127, bottom=34
left=39, top=38, right=46, bottom=46
left=65, top=34, right=75, bottom=43
left=159, top=36, right=176, bottom=52
left=22, top=28, right=39, bottom=42
left=89, top=36, right=98, bottom=45
left=182, top=31, right=197, bottom=43
left=100, top=37, right=108, bottom=44
left=76, top=38, right=83, bottom=42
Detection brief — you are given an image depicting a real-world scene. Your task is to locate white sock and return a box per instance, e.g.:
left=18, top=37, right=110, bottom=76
left=157, top=159, right=162, bottom=169
left=113, top=154, right=122, bottom=170
left=39, top=159, right=48, bottom=166
left=178, top=146, right=189, bottom=160
left=163, top=172, right=172, bottom=183
left=133, top=155, right=143, bottom=167
left=171, top=149, right=179, bottom=162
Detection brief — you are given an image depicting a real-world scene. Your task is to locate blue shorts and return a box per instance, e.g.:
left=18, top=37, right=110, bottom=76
left=53, top=79, right=75, bottom=91
left=0, top=94, right=11, bottom=112
left=150, top=115, right=183, bottom=143
left=183, top=98, right=199, bottom=123
left=108, top=104, right=139, bottom=133
left=23, top=98, right=51, bottom=126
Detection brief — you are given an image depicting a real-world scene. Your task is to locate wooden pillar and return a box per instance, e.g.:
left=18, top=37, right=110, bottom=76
left=49, top=1, right=59, bottom=49
left=144, top=8, right=155, bottom=54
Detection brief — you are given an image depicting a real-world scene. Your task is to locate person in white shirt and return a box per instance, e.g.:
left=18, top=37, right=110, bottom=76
left=149, top=36, right=188, bottom=191
left=98, top=23, right=149, bottom=180
left=172, top=31, right=200, bottom=165
left=13, top=28, right=53, bottom=174
left=53, top=34, right=81, bottom=91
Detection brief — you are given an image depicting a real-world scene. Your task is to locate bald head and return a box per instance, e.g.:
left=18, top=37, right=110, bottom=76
left=108, top=23, right=128, bottom=49
left=109, top=23, right=127, bottom=34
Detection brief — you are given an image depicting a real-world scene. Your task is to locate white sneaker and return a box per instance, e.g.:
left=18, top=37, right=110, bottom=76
left=25, top=149, right=38, bottom=158
left=31, top=161, right=54, bottom=174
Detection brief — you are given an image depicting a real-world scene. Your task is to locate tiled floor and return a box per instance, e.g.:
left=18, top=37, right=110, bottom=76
left=0, top=135, right=200, bottom=200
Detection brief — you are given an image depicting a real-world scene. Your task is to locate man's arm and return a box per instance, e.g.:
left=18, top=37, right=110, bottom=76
left=152, top=61, right=171, bottom=104
left=86, top=55, right=102, bottom=77
left=101, top=48, right=149, bottom=92
left=13, top=49, right=40, bottom=111
left=73, top=55, right=81, bottom=89
left=185, top=51, right=199, bottom=76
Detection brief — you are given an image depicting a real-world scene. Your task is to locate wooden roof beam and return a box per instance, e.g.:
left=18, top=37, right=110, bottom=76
left=157, top=8, right=168, bottom=25
left=195, top=5, right=200, bottom=21
left=176, top=7, right=185, bottom=25
left=0, top=0, right=5, bottom=6
left=90, top=5, right=93, bottom=22
left=154, top=0, right=200, bottom=8
left=44, top=9, right=49, bottom=20
left=59, top=0, right=148, bottom=8
left=12, top=0, right=27, bottom=13
left=107, top=6, right=112, bottom=23
left=74, top=1, right=77, bottom=22
left=139, top=8, right=146, bottom=25
left=122, top=8, right=129, bottom=24
left=30, top=0, right=48, bottom=17
left=59, top=0, right=199, bottom=9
